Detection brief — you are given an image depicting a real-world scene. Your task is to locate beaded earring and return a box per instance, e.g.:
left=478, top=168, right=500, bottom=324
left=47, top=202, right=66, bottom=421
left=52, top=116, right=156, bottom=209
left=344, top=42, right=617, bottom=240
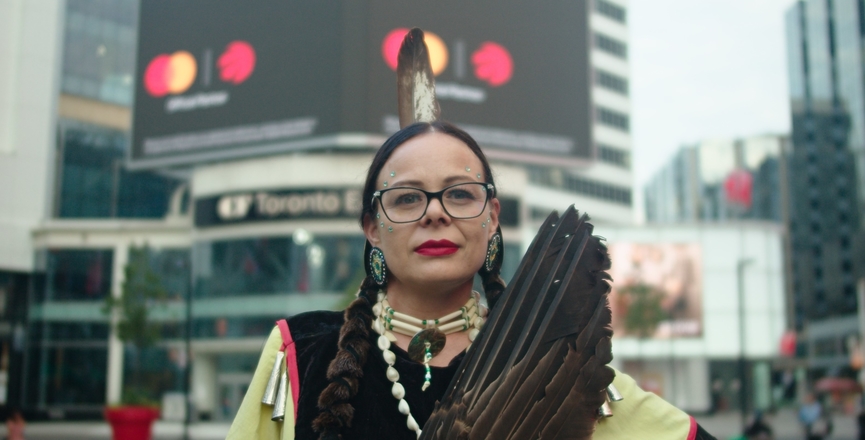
left=485, top=232, right=503, bottom=273
left=368, top=246, right=388, bottom=286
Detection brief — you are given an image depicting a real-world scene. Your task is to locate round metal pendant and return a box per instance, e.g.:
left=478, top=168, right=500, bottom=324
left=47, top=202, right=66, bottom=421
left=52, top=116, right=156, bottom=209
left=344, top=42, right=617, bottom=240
left=408, top=328, right=446, bottom=362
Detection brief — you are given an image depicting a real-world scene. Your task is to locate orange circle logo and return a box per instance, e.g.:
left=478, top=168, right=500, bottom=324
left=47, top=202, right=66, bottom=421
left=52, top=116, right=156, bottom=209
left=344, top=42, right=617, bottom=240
left=144, top=51, right=198, bottom=97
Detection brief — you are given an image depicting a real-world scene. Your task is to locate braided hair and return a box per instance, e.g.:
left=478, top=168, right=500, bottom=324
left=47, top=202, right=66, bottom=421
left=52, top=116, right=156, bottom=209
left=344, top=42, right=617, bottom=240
left=312, top=121, right=504, bottom=438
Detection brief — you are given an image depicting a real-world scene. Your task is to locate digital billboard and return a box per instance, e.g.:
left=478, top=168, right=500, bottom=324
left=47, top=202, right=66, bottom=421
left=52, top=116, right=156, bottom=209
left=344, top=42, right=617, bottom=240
left=607, top=243, right=703, bottom=339
left=131, top=1, right=593, bottom=168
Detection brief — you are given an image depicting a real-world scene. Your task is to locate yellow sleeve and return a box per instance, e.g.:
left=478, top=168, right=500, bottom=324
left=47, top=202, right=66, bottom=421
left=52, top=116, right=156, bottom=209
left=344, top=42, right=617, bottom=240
left=226, top=326, right=297, bottom=440
left=593, top=368, right=694, bottom=440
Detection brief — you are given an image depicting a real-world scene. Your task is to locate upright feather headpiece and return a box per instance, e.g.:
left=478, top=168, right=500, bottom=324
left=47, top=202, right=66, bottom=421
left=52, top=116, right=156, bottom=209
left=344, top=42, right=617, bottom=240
left=422, top=207, right=615, bottom=440
left=397, top=28, right=440, bottom=128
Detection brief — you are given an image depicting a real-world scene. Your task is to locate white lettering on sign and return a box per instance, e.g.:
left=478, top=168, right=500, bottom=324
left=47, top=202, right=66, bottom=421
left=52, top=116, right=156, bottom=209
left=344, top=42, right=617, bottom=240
left=217, top=194, right=253, bottom=220
left=255, top=191, right=343, bottom=217
left=343, top=189, right=362, bottom=215
left=165, top=91, right=230, bottom=113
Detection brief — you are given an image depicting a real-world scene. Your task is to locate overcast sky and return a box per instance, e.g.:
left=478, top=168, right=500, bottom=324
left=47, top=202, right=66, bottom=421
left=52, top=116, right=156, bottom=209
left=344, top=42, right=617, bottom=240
left=629, top=0, right=798, bottom=194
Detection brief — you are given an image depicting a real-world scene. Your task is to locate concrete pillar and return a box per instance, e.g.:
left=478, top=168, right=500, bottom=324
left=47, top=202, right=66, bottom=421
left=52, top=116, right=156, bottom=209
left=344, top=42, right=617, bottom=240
left=192, top=354, right=217, bottom=416
left=106, top=243, right=127, bottom=404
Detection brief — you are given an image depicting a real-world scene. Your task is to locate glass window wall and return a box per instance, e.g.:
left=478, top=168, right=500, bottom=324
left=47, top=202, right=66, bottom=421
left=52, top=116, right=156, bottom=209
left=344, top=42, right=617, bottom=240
left=57, top=122, right=182, bottom=219
left=61, top=0, right=139, bottom=106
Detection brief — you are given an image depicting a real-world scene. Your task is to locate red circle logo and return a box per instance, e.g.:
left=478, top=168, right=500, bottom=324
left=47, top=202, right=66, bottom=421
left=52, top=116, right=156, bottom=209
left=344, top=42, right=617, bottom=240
left=218, top=41, right=256, bottom=85
left=472, top=42, right=513, bottom=87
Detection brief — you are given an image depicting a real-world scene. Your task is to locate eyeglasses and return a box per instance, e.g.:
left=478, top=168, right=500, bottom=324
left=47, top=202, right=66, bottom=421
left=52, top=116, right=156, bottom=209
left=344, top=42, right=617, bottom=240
left=373, top=182, right=495, bottom=223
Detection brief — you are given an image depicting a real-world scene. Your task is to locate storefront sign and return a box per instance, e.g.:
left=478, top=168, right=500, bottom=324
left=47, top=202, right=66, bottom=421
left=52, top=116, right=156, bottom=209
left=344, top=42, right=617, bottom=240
left=195, top=188, right=363, bottom=226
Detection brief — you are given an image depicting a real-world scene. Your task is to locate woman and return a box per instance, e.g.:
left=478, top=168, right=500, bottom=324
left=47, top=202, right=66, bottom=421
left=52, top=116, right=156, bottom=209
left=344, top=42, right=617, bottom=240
left=228, top=121, right=714, bottom=439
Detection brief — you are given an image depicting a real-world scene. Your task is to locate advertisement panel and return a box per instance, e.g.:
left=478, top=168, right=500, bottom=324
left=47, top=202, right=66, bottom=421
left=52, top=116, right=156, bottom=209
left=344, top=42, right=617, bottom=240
left=132, top=1, right=344, bottom=168
left=365, top=0, right=593, bottom=164
left=607, top=243, right=703, bottom=338
left=131, top=1, right=593, bottom=168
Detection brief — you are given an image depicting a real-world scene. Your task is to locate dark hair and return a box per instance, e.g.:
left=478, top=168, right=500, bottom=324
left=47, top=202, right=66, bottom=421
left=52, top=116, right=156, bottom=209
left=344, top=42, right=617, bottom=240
left=313, top=121, right=506, bottom=439
left=359, top=121, right=496, bottom=226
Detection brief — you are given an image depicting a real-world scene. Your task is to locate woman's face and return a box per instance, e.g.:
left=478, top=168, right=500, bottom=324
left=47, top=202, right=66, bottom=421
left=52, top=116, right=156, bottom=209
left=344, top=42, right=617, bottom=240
left=363, top=132, right=500, bottom=291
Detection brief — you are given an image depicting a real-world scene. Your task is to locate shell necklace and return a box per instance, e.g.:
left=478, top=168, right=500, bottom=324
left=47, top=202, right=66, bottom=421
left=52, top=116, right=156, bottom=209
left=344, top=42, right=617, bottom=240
left=371, top=291, right=487, bottom=438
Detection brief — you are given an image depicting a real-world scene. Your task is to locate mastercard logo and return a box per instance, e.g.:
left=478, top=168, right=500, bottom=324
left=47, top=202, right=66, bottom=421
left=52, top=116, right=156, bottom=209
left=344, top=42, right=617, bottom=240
left=144, top=41, right=256, bottom=98
left=382, top=28, right=449, bottom=75
left=381, top=29, right=513, bottom=87
left=144, top=51, right=197, bottom=97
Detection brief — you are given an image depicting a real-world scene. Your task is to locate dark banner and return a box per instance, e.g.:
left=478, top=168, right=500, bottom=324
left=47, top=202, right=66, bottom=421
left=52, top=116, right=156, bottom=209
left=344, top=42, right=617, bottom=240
left=195, top=187, right=363, bottom=227
left=365, top=0, right=593, bottom=164
left=132, top=0, right=592, bottom=168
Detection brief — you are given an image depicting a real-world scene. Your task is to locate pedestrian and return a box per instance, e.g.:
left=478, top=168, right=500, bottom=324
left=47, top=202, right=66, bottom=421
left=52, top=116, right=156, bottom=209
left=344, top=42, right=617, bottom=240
left=744, top=410, right=773, bottom=440
left=5, top=409, right=25, bottom=440
left=799, top=393, right=832, bottom=440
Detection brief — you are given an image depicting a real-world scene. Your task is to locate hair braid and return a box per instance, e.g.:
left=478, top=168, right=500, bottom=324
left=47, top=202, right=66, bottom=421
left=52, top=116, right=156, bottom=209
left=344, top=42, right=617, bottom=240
left=312, top=276, right=379, bottom=439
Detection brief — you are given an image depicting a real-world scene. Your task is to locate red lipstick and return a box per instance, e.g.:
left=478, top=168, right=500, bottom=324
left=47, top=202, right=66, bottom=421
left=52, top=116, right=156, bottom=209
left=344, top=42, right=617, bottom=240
left=415, top=239, right=459, bottom=256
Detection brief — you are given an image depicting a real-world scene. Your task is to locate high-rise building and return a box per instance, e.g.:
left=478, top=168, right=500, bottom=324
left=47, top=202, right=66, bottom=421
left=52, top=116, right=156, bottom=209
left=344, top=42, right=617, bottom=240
left=0, top=0, right=634, bottom=422
left=784, top=0, right=865, bottom=372
left=644, top=135, right=789, bottom=224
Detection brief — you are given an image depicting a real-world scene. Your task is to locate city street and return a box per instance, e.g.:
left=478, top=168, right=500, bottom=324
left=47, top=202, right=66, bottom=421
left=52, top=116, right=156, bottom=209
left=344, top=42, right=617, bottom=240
left=1, top=408, right=860, bottom=440
left=695, top=408, right=859, bottom=440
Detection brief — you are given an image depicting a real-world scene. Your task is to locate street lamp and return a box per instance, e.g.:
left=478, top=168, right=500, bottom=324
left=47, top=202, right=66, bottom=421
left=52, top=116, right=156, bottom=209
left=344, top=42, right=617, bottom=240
left=737, top=258, right=754, bottom=434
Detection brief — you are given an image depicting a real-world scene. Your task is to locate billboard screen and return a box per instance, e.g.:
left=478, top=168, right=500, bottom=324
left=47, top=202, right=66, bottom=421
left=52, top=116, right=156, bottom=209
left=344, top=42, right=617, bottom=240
left=365, top=0, right=593, bottom=165
left=607, top=243, right=703, bottom=339
left=131, top=1, right=592, bottom=168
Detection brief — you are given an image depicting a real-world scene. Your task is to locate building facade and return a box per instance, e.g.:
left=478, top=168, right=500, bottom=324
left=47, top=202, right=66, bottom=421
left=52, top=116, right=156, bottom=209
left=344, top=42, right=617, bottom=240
left=1, top=0, right=635, bottom=421
left=594, top=222, right=788, bottom=414
left=784, top=0, right=865, bottom=367
left=644, top=135, right=790, bottom=225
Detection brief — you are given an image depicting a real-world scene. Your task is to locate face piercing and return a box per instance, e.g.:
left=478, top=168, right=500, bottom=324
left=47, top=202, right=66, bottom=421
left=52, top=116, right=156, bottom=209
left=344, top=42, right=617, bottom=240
left=388, top=226, right=393, bottom=233
left=477, top=173, right=482, bottom=179
left=380, top=222, right=385, bottom=228
left=383, top=181, right=388, bottom=187
left=465, top=167, right=471, bottom=172
left=376, top=213, right=381, bottom=219
left=390, top=171, right=396, bottom=177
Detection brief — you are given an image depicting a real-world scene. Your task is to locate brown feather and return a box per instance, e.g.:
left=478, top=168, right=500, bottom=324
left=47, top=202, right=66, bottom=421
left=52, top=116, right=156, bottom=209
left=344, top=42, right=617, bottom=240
left=396, top=28, right=439, bottom=128
left=421, top=207, right=614, bottom=440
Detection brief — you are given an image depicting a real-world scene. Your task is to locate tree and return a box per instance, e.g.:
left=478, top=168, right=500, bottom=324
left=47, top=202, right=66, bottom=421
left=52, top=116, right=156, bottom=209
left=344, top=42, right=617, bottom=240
left=618, top=283, right=667, bottom=339
left=103, top=244, right=167, bottom=405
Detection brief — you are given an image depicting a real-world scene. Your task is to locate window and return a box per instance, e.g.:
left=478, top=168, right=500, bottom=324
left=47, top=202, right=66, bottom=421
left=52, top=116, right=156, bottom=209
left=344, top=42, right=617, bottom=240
left=41, top=249, right=114, bottom=302
left=57, top=122, right=182, bottom=219
left=61, top=0, right=139, bottom=105
left=598, top=144, right=631, bottom=168
left=596, top=106, right=630, bottom=132
left=595, top=0, right=626, bottom=23
left=526, top=166, right=631, bottom=205
left=595, top=69, right=629, bottom=95
left=594, top=32, right=627, bottom=59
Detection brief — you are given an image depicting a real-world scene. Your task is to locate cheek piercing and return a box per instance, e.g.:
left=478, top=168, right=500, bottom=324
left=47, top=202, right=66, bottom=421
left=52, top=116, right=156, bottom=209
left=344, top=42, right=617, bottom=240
left=388, top=226, right=393, bottom=233
left=380, top=222, right=385, bottom=228
left=390, top=171, right=396, bottom=177
left=465, top=166, right=471, bottom=172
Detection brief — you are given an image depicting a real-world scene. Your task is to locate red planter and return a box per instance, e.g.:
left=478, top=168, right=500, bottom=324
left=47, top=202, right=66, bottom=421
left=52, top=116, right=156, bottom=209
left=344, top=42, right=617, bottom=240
left=105, top=406, right=161, bottom=440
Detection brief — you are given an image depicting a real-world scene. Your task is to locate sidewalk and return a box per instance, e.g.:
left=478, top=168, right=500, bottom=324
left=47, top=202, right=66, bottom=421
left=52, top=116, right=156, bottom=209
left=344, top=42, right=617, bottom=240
left=0, top=421, right=231, bottom=440
left=695, top=407, right=858, bottom=440
left=2, top=408, right=860, bottom=439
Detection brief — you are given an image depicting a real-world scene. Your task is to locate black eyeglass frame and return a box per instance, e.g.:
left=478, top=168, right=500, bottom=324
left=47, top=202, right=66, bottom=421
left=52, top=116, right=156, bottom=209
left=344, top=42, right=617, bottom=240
left=372, top=182, right=496, bottom=224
